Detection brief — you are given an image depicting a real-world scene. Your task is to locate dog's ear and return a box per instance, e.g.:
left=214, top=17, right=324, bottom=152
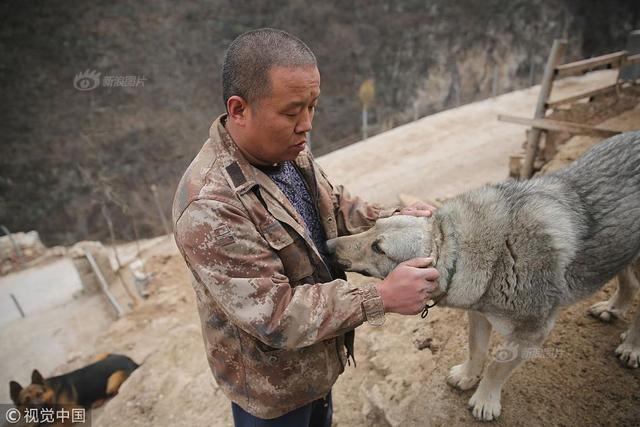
left=371, top=237, right=386, bottom=255
left=31, top=370, right=45, bottom=385
left=9, top=381, right=22, bottom=404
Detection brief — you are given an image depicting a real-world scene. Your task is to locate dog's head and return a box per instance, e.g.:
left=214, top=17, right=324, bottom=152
left=9, top=370, right=53, bottom=407
left=326, top=215, right=433, bottom=278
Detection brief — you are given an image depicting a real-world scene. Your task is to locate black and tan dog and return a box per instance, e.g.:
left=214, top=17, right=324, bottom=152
left=9, top=353, right=139, bottom=413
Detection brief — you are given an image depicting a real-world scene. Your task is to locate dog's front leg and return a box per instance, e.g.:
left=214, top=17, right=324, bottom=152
left=447, top=311, right=491, bottom=390
left=468, top=343, right=524, bottom=421
left=468, top=317, right=553, bottom=422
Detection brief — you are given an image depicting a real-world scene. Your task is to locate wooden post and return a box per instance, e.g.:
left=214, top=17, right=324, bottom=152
left=150, top=184, right=171, bottom=235
left=362, top=108, right=368, bottom=140
left=521, top=39, right=567, bottom=179
left=10, top=293, right=25, bottom=318
left=491, top=65, right=499, bottom=97
left=619, top=30, right=640, bottom=81
left=101, top=204, right=122, bottom=267
left=358, top=79, right=375, bottom=140
left=101, top=204, right=138, bottom=306
left=528, top=61, right=536, bottom=87
left=83, top=248, right=125, bottom=317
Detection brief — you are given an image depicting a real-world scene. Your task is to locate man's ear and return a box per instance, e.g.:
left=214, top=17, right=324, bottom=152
left=10, top=381, right=23, bottom=405
left=31, top=370, right=44, bottom=385
left=226, top=95, right=248, bottom=126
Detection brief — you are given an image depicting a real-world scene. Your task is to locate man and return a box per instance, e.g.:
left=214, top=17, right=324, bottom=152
left=172, top=28, right=440, bottom=427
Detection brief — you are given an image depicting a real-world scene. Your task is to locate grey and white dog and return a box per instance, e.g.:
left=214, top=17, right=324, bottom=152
left=327, top=130, right=640, bottom=421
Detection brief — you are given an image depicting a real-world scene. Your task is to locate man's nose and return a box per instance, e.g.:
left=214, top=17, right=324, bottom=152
left=295, top=109, right=313, bottom=134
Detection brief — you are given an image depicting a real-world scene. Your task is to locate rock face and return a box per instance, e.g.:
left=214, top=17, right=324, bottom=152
left=1, top=0, right=638, bottom=245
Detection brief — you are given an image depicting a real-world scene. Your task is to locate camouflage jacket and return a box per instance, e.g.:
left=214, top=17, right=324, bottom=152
left=172, top=115, right=394, bottom=418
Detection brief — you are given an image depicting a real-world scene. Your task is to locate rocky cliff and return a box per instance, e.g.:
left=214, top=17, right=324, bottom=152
left=1, top=0, right=638, bottom=245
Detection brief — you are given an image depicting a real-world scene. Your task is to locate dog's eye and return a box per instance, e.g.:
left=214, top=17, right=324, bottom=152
left=372, top=240, right=385, bottom=255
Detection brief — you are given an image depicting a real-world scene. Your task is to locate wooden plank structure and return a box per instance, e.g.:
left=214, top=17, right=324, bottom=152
left=628, top=53, right=640, bottom=63
left=544, top=83, right=619, bottom=109
left=500, top=38, right=640, bottom=179
left=518, top=39, right=567, bottom=179
left=554, top=51, right=626, bottom=78
left=498, top=115, right=621, bottom=138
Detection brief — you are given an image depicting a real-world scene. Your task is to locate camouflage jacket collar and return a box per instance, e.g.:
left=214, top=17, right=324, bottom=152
left=211, top=115, right=318, bottom=228
left=210, top=115, right=259, bottom=196
left=210, top=115, right=330, bottom=273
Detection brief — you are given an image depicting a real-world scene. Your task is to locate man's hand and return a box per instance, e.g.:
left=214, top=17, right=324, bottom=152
left=376, top=257, right=441, bottom=315
left=393, top=201, right=437, bottom=218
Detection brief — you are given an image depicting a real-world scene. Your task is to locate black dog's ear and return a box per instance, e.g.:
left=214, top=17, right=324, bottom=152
left=31, top=370, right=45, bottom=385
left=10, top=381, right=22, bottom=405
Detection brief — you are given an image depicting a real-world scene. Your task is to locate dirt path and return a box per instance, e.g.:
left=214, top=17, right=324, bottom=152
left=331, top=275, right=640, bottom=426
left=317, top=69, right=619, bottom=205
left=83, top=243, right=640, bottom=427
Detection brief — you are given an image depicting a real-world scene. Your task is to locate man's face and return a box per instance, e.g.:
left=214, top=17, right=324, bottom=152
left=243, top=65, right=320, bottom=164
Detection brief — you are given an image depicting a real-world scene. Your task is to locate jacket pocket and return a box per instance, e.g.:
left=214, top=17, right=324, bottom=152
left=254, top=340, right=292, bottom=364
left=260, top=221, right=315, bottom=284
left=259, top=220, right=294, bottom=249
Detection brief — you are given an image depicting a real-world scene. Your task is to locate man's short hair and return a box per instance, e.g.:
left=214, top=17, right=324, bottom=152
left=222, top=28, right=317, bottom=109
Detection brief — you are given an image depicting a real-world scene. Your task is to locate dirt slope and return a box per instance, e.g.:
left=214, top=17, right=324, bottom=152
left=87, top=245, right=640, bottom=426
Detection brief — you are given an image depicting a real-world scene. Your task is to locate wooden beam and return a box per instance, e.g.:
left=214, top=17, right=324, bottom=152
left=624, top=53, right=640, bottom=65
left=521, top=39, right=567, bottom=179
left=554, top=51, right=627, bottom=78
left=498, top=115, right=621, bottom=138
left=545, top=83, right=619, bottom=109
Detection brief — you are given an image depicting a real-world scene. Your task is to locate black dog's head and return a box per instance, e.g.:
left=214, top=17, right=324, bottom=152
left=10, top=369, right=52, bottom=407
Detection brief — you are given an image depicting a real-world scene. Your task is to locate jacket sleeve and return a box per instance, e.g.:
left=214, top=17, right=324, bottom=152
left=315, top=161, right=399, bottom=236
left=174, top=198, right=379, bottom=350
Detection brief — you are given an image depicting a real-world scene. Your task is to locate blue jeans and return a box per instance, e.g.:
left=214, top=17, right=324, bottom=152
left=232, top=392, right=332, bottom=427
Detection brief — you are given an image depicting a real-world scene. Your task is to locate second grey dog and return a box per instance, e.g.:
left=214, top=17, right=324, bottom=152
left=327, top=131, right=640, bottom=421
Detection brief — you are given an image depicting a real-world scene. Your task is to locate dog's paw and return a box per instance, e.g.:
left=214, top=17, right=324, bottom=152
left=615, top=330, right=640, bottom=368
left=469, top=389, right=501, bottom=421
left=588, top=300, right=624, bottom=323
left=447, top=362, right=481, bottom=390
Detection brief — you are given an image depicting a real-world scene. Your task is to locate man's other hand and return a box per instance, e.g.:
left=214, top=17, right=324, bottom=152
left=393, top=201, right=437, bottom=218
